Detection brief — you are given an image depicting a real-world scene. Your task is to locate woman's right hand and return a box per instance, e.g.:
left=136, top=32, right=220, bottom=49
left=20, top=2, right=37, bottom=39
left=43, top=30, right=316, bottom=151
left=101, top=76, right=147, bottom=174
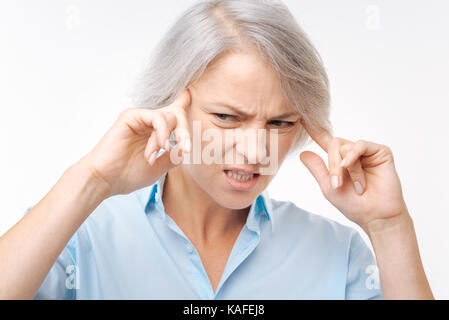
left=0, top=89, right=193, bottom=300
left=79, top=89, right=192, bottom=198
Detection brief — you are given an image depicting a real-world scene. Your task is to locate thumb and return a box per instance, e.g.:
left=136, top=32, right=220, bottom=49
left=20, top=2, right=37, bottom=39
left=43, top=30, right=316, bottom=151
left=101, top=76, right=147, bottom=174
left=150, top=149, right=181, bottom=176
left=137, top=149, right=183, bottom=192
left=299, top=151, right=331, bottom=194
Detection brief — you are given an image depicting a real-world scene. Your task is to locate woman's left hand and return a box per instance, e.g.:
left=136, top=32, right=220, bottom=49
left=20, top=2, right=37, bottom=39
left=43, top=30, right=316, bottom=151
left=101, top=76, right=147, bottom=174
left=298, top=119, right=409, bottom=233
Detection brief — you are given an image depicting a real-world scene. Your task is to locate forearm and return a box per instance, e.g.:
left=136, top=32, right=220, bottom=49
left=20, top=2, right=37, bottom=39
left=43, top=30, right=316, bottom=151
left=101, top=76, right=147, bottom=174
left=0, top=159, right=109, bottom=299
left=365, top=211, right=434, bottom=299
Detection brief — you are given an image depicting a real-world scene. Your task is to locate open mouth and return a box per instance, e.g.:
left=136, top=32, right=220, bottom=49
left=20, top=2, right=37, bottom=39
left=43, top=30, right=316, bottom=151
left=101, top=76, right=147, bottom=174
left=223, top=169, right=260, bottom=191
left=224, top=170, right=259, bottom=181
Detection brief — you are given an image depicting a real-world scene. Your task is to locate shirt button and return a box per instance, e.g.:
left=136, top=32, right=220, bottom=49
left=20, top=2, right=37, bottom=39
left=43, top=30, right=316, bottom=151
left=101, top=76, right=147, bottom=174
left=154, top=192, right=160, bottom=202
left=186, top=243, right=194, bottom=253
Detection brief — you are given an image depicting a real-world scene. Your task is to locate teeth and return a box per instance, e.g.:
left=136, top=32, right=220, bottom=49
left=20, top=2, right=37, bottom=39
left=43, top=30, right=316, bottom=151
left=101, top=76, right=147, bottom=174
left=226, top=170, right=254, bottom=182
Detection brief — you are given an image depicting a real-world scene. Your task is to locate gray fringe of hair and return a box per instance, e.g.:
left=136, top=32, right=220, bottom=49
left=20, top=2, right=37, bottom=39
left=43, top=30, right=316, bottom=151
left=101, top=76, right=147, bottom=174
left=130, top=0, right=332, bottom=152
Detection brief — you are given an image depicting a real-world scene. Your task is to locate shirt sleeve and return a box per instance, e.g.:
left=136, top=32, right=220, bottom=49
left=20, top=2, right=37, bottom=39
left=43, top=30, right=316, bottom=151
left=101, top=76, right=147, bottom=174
left=345, top=230, right=383, bottom=300
left=22, top=206, right=78, bottom=300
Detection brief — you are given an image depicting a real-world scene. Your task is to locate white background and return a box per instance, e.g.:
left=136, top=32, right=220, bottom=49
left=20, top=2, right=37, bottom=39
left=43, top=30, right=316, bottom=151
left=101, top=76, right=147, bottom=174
left=1, top=0, right=448, bottom=298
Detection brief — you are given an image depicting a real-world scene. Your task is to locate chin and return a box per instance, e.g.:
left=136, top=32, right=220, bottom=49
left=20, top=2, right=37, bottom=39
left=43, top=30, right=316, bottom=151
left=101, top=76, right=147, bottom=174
left=213, top=180, right=270, bottom=210
left=210, top=171, right=272, bottom=209
left=212, top=192, right=259, bottom=210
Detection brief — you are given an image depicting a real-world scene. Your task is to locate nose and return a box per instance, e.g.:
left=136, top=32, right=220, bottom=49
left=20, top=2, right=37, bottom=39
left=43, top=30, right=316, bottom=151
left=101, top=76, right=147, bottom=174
left=234, top=127, right=270, bottom=165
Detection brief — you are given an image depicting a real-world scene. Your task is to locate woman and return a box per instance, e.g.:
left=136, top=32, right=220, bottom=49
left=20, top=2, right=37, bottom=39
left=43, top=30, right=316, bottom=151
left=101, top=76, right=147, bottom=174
left=0, top=0, right=433, bottom=299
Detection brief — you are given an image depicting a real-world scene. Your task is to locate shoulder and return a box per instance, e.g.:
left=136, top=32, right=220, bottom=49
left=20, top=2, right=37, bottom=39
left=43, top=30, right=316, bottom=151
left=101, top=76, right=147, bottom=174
left=87, top=189, right=148, bottom=224
left=268, top=197, right=364, bottom=250
left=72, top=189, right=150, bottom=250
left=261, top=197, right=379, bottom=298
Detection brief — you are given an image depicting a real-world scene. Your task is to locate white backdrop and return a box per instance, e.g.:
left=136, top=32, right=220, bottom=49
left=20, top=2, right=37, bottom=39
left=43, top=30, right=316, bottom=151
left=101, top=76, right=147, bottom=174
left=1, top=0, right=448, bottom=298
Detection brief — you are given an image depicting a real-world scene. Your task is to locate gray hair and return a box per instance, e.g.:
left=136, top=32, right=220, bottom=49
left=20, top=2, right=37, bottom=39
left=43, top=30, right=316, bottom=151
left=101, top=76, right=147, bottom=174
left=130, top=0, right=332, bottom=152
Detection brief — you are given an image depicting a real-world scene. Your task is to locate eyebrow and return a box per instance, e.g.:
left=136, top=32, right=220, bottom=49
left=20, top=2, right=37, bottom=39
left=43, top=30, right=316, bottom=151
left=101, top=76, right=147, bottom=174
left=210, top=103, right=300, bottom=120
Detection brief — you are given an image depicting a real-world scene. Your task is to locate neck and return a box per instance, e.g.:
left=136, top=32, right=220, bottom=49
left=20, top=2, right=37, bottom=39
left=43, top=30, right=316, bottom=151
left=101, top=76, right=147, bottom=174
left=162, top=166, right=249, bottom=245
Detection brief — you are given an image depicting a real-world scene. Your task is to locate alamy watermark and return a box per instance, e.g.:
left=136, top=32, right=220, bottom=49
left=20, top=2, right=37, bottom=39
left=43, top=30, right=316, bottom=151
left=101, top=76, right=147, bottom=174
left=165, top=121, right=280, bottom=175
left=365, top=264, right=380, bottom=290
left=365, top=5, right=382, bottom=30
left=65, top=265, right=80, bottom=290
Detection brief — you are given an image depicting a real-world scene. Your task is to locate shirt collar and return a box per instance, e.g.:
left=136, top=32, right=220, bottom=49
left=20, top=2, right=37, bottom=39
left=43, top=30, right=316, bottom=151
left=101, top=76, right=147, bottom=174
left=135, top=172, right=275, bottom=233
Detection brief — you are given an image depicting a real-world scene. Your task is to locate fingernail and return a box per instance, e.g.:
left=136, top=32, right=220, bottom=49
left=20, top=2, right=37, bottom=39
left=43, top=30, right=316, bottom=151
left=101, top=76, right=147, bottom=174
left=331, top=175, right=340, bottom=189
left=164, top=139, right=170, bottom=151
left=340, top=158, right=347, bottom=167
left=354, top=181, right=363, bottom=195
left=149, top=151, right=157, bottom=166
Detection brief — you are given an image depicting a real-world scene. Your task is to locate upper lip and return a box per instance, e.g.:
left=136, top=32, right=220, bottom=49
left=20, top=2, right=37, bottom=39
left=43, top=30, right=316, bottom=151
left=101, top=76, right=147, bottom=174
left=224, top=167, right=260, bottom=175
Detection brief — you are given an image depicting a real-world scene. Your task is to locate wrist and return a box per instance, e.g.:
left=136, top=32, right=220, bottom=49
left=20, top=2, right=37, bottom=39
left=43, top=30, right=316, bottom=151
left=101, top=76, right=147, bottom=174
left=362, top=209, right=434, bottom=299
left=66, top=157, right=112, bottom=202
left=364, top=210, right=418, bottom=267
left=362, top=209, right=413, bottom=238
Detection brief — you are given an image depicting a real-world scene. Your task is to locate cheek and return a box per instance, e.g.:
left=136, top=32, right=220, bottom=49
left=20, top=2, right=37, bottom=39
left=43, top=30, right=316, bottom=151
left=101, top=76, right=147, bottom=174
left=198, top=123, right=230, bottom=159
left=269, top=131, right=297, bottom=158
left=183, top=162, right=219, bottom=193
left=279, top=135, right=296, bottom=153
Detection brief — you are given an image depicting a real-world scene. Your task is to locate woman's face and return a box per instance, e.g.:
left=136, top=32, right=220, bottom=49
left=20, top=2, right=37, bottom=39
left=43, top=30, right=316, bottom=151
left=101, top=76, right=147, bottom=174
left=182, top=48, right=301, bottom=210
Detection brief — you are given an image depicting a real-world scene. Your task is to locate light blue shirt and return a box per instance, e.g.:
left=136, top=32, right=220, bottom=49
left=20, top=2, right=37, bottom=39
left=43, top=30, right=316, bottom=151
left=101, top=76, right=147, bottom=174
left=24, top=172, right=382, bottom=300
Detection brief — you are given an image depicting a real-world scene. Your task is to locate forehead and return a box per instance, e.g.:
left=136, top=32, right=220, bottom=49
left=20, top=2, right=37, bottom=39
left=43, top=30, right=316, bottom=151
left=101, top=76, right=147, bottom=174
left=191, top=50, right=294, bottom=115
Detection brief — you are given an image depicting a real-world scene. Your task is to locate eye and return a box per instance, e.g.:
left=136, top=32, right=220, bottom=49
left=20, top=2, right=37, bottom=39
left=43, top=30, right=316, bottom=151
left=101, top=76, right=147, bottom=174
left=268, top=120, right=296, bottom=128
left=213, top=113, right=238, bottom=121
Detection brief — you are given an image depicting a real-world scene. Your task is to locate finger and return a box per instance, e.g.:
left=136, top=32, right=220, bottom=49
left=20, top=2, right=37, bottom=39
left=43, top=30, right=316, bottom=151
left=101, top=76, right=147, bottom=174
left=299, top=151, right=332, bottom=195
left=340, top=140, right=380, bottom=168
left=121, top=108, right=156, bottom=135
left=152, top=112, right=177, bottom=151
left=143, top=112, right=176, bottom=165
left=169, top=109, right=191, bottom=153
left=345, top=159, right=366, bottom=195
left=164, top=89, right=192, bottom=152
left=148, top=147, right=180, bottom=174
left=300, top=118, right=333, bottom=153
left=167, top=88, right=192, bottom=111
left=340, top=141, right=375, bottom=196
left=339, top=141, right=368, bottom=195
left=144, top=131, right=160, bottom=166
left=328, top=139, right=344, bottom=189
